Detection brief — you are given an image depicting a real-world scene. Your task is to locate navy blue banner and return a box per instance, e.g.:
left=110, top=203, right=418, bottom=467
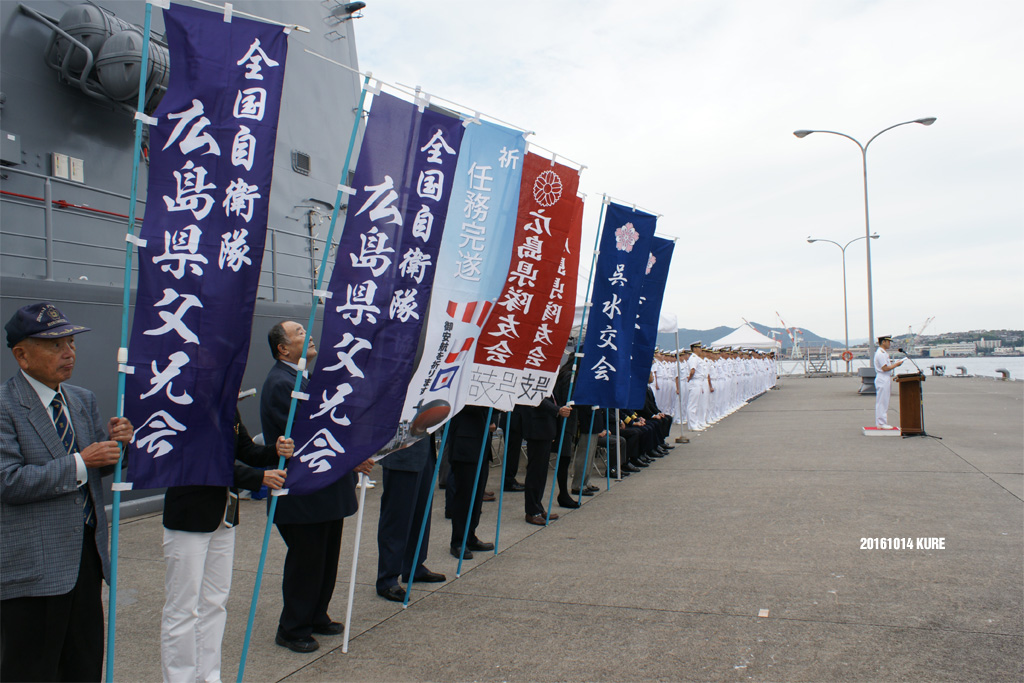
left=572, top=203, right=657, bottom=409
left=283, top=92, right=464, bottom=496
left=125, top=5, right=288, bottom=489
left=626, top=237, right=675, bottom=409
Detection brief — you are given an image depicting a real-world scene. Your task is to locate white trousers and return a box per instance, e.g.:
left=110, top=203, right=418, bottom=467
left=162, top=524, right=235, bottom=683
left=875, top=377, right=891, bottom=426
left=686, top=380, right=701, bottom=430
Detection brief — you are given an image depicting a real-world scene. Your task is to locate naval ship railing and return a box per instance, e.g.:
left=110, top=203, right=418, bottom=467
left=0, top=165, right=331, bottom=304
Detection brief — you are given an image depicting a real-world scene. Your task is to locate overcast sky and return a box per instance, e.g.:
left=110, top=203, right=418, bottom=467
left=353, top=0, right=1023, bottom=342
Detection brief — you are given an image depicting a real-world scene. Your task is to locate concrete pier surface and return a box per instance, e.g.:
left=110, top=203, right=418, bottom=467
left=105, top=376, right=1023, bottom=682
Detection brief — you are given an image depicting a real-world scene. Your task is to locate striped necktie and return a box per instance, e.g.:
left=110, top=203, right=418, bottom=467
left=51, top=393, right=94, bottom=527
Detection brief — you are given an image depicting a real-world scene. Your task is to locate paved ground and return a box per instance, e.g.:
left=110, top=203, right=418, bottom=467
left=105, top=375, right=1023, bottom=682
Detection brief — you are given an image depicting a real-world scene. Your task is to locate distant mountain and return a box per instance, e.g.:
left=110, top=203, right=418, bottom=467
left=656, top=322, right=842, bottom=350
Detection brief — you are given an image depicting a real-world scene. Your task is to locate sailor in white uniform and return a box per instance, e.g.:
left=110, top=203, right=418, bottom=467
left=873, top=335, right=903, bottom=428
left=685, top=342, right=705, bottom=431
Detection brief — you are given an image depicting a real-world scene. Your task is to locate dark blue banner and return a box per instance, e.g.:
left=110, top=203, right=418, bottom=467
left=572, top=203, right=657, bottom=409
left=626, top=237, right=675, bottom=409
left=283, top=92, right=464, bottom=496
left=125, top=4, right=288, bottom=489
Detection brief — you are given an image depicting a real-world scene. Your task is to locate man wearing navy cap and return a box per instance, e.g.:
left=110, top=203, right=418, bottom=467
left=873, top=335, right=903, bottom=429
left=1, top=302, right=133, bottom=681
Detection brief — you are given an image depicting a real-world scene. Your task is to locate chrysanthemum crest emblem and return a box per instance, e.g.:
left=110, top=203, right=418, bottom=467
left=614, top=223, right=640, bottom=252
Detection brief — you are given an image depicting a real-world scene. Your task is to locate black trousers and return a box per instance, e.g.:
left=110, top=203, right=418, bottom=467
left=503, top=411, right=523, bottom=487
left=276, top=519, right=343, bottom=639
left=376, top=456, right=434, bottom=592
left=523, top=438, right=553, bottom=516
left=449, top=458, right=486, bottom=547
left=649, top=415, right=671, bottom=441
left=618, top=426, right=643, bottom=463
left=1, top=525, right=104, bottom=682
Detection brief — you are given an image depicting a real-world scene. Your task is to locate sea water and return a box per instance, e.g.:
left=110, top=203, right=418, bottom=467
left=777, top=355, right=1024, bottom=380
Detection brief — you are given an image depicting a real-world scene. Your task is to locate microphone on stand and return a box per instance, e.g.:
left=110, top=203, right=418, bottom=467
left=897, top=348, right=924, bottom=375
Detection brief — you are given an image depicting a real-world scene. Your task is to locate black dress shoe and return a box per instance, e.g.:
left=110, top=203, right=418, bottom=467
left=557, top=495, right=581, bottom=508
left=276, top=632, right=319, bottom=653
left=450, top=545, right=473, bottom=560
left=623, top=462, right=642, bottom=473
left=465, top=538, right=494, bottom=552
left=312, top=621, right=344, bottom=636
left=609, top=469, right=629, bottom=478
left=630, top=459, right=649, bottom=468
left=377, top=585, right=406, bottom=602
left=503, top=481, right=525, bottom=492
left=571, top=488, right=595, bottom=497
left=585, top=484, right=600, bottom=493
left=661, top=442, right=675, bottom=450
left=412, top=569, right=446, bottom=583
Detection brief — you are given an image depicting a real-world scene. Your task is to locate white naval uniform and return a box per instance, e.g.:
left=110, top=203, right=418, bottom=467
left=873, top=346, right=894, bottom=426
left=686, top=354, right=704, bottom=430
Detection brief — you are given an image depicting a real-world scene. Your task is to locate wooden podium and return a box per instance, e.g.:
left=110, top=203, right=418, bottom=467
left=895, top=373, right=926, bottom=437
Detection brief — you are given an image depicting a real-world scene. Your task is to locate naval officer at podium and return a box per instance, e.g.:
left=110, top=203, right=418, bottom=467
left=874, top=335, right=904, bottom=428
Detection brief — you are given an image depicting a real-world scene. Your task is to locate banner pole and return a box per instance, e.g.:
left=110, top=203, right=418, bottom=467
left=546, top=196, right=607, bottom=522
left=675, top=331, right=685, bottom=436
left=493, top=411, right=512, bottom=552
left=404, top=422, right=450, bottom=607
left=237, top=73, right=372, bottom=683
left=107, top=3, right=153, bottom=679
left=341, top=472, right=370, bottom=653
left=458, top=407, right=493, bottom=577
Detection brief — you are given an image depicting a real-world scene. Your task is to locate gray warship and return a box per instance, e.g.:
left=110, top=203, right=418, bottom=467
left=0, top=0, right=367, bottom=510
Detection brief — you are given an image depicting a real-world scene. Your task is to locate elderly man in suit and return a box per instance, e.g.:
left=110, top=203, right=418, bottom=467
left=260, top=320, right=372, bottom=654
left=0, top=302, right=133, bottom=681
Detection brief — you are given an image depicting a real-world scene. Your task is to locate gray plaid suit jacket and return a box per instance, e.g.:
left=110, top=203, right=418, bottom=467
left=0, top=372, right=111, bottom=600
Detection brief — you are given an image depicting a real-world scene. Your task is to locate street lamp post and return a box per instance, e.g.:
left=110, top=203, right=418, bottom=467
left=793, top=118, right=936, bottom=358
left=807, top=233, right=879, bottom=373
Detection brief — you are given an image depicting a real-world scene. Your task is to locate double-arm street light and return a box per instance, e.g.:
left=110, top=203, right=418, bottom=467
left=807, top=233, right=879, bottom=372
left=793, top=118, right=936, bottom=354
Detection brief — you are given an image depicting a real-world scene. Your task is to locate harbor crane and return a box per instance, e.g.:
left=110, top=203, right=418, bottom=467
left=903, top=316, right=935, bottom=352
left=776, top=311, right=803, bottom=359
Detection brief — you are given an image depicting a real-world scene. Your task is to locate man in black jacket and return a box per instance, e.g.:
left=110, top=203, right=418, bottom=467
left=161, top=412, right=291, bottom=682
left=507, top=398, right=570, bottom=525
left=375, top=435, right=446, bottom=602
left=260, top=320, right=372, bottom=654
left=447, top=405, right=497, bottom=559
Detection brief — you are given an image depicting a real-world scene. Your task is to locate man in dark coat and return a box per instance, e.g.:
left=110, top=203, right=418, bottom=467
left=506, top=398, right=570, bottom=524
left=447, top=405, right=497, bottom=559
left=260, top=320, right=371, bottom=654
left=375, top=435, right=446, bottom=602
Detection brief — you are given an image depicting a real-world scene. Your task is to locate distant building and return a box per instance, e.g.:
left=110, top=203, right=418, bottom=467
left=929, top=342, right=977, bottom=357
left=977, top=338, right=1002, bottom=349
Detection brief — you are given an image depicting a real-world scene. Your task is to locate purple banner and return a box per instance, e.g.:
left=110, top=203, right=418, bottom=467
left=282, top=92, right=465, bottom=496
left=125, top=4, right=288, bottom=489
left=572, top=202, right=657, bottom=409
left=627, top=237, right=675, bottom=409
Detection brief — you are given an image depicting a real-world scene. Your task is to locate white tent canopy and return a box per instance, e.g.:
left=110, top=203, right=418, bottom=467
left=711, top=323, right=782, bottom=350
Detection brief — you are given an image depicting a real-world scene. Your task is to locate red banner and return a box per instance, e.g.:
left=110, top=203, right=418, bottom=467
left=466, top=153, right=583, bottom=409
